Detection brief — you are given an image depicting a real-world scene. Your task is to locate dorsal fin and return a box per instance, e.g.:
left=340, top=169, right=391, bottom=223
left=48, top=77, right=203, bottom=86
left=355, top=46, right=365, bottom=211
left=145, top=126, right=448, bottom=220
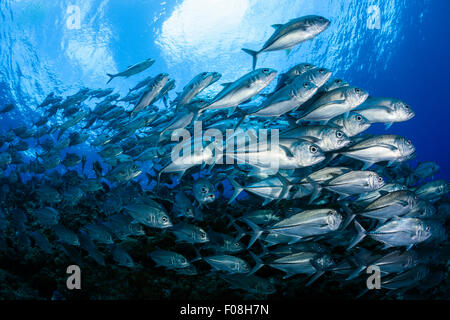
left=271, top=24, right=283, bottom=30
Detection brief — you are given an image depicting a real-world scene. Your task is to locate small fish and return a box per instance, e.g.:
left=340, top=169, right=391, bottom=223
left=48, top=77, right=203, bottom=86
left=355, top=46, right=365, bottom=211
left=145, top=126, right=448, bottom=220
left=242, top=15, right=330, bottom=69
left=106, top=58, right=155, bottom=84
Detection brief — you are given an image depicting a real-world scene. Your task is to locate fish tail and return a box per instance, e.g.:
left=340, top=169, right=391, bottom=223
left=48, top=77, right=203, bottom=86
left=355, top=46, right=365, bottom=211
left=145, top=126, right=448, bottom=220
left=242, top=217, right=263, bottom=249
left=106, top=73, right=115, bottom=84
left=241, top=48, right=259, bottom=70
left=248, top=251, right=264, bottom=276
left=339, top=202, right=356, bottom=230
left=305, top=271, right=325, bottom=287
left=191, top=246, right=202, bottom=263
left=347, top=220, right=367, bottom=251
left=228, top=177, right=244, bottom=204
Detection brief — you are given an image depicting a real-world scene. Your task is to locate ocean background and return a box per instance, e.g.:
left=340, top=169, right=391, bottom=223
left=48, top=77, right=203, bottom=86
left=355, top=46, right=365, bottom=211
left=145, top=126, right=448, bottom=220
left=0, top=0, right=448, bottom=180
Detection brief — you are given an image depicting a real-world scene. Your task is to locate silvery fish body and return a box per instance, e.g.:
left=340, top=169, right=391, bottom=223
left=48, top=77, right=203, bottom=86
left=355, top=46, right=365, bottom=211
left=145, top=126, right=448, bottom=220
left=297, top=86, right=369, bottom=122
left=174, top=72, right=221, bottom=107
left=204, top=68, right=277, bottom=110
left=249, top=79, right=317, bottom=117
left=369, top=217, right=432, bottom=248
left=354, top=97, right=415, bottom=126
left=360, top=190, right=418, bottom=221
left=329, top=112, right=371, bottom=137
left=341, top=135, right=416, bottom=169
left=280, top=125, right=351, bottom=152
left=325, top=170, right=385, bottom=197
left=150, top=249, right=191, bottom=269
left=268, top=208, right=343, bottom=239
left=203, top=255, right=250, bottom=274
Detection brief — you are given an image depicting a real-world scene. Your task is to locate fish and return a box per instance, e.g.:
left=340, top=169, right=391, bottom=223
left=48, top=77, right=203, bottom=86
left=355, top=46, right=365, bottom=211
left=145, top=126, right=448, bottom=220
left=295, top=86, right=369, bottom=122
left=280, top=125, right=351, bottom=152
left=244, top=208, right=343, bottom=248
left=273, top=63, right=316, bottom=91
left=242, top=15, right=330, bottom=69
left=193, top=178, right=216, bottom=206
left=354, top=97, right=415, bottom=129
left=348, top=218, right=432, bottom=250
left=124, top=203, right=172, bottom=229
left=340, top=135, right=416, bottom=169
left=359, top=190, right=419, bottom=221
left=106, top=58, right=155, bottom=84
left=131, top=73, right=169, bottom=117
left=324, top=170, right=385, bottom=199
left=149, top=249, right=191, bottom=270
left=173, top=72, right=221, bottom=108
left=202, top=68, right=277, bottom=112
left=170, top=223, right=209, bottom=244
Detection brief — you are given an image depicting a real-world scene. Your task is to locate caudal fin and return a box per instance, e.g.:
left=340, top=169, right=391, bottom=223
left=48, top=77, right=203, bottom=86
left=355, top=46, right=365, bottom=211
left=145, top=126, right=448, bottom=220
left=347, top=220, right=367, bottom=251
left=106, top=73, right=115, bottom=84
left=248, top=251, right=264, bottom=276
left=242, top=218, right=264, bottom=249
left=241, top=48, right=259, bottom=70
left=228, top=178, right=244, bottom=204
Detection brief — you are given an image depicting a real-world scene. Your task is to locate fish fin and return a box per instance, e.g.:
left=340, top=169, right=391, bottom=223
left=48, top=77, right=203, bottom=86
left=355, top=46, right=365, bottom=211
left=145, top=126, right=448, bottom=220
left=275, top=173, right=290, bottom=201
left=385, top=122, right=393, bottom=130
left=337, top=193, right=350, bottom=201
left=285, top=48, right=292, bottom=56
left=228, top=178, right=244, bottom=204
left=241, top=48, right=259, bottom=70
left=361, top=161, right=375, bottom=170
left=279, top=144, right=294, bottom=158
left=344, top=111, right=350, bottom=120
left=248, top=251, right=264, bottom=276
left=406, top=244, right=414, bottom=251
left=262, top=198, right=273, bottom=206
left=339, top=202, right=356, bottom=230
left=346, top=265, right=367, bottom=281
left=347, top=220, right=367, bottom=251
left=106, top=73, right=115, bottom=84
left=287, top=236, right=303, bottom=245
left=298, top=136, right=320, bottom=144
left=271, top=24, right=283, bottom=30
left=242, top=218, right=264, bottom=249
left=282, top=273, right=294, bottom=280
left=305, top=271, right=324, bottom=287
left=308, top=179, right=322, bottom=205
left=227, top=107, right=237, bottom=118
left=231, top=221, right=246, bottom=242
left=220, top=82, right=233, bottom=88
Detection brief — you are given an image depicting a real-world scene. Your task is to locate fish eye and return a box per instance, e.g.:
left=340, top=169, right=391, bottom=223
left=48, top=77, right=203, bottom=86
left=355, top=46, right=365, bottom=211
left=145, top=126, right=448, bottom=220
left=162, top=217, right=168, bottom=222
left=355, top=88, right=361, bottom=93
left=200, top=232, right=206, bottom=239
left=406, top=140, right=411, bottom=145
left=335, top=79, right=342, bottom=84
left=336, top=131, right=343, bottom=138
left=201, top=72, right=207, bottom=76
left=356, top=115, right=363, bottom=121
left=319, top=69, right=325, bottom=74
left=425, top=226, right=430, bottom=232
left=303, top=82, right=310, bottom=88
left=262, top=68, right=269, bottom=73
left=378, top=177, right=383, bottom=182
left=309, top=145, right=318, bottom=153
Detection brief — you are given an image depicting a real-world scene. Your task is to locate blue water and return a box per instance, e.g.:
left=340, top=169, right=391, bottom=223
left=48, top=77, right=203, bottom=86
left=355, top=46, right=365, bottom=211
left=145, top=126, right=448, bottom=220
left=0, top=0, right=449, bottom=178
